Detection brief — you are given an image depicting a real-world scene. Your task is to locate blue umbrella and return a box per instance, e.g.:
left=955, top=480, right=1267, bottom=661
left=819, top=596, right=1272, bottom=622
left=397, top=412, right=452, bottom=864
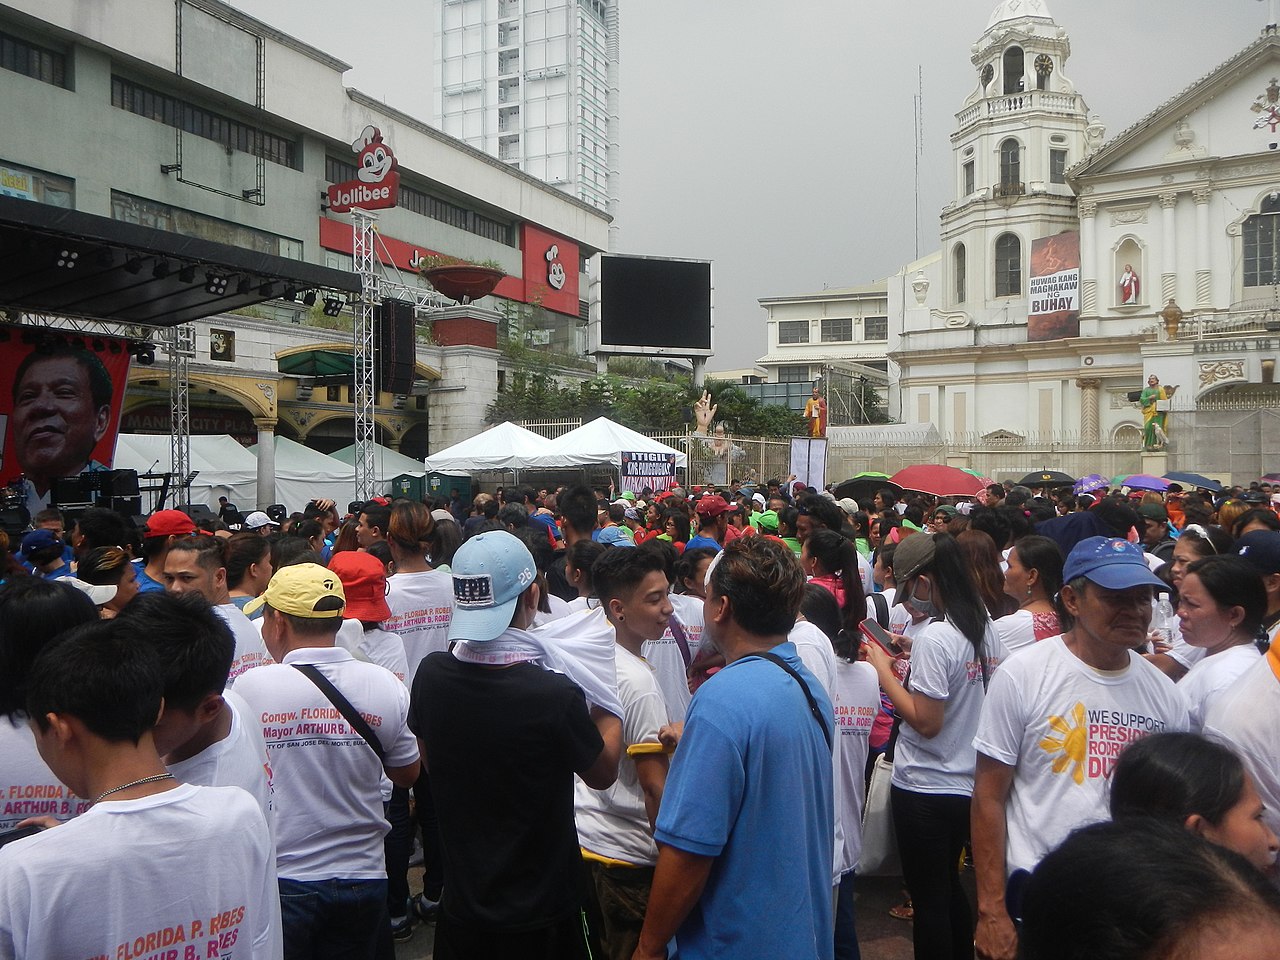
left=1162, top=471, right=1222, bottom=492
left=1073, top=473, right=1108, bottom=495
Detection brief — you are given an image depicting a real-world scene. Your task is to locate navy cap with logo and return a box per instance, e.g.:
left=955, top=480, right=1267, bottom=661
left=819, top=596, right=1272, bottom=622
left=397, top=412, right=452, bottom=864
left=448, top=531, right=538, bottom=642
left=1235, top=530, right=1280, bottom=576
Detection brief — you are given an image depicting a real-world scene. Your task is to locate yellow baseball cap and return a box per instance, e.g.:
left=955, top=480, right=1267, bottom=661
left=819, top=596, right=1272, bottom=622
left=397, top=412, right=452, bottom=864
left=244, top=562, right=346, bottom=618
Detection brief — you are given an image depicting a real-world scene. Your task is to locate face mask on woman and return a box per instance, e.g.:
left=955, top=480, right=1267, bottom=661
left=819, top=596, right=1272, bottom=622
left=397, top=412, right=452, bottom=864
left=906, top=575, right=942, bottom=620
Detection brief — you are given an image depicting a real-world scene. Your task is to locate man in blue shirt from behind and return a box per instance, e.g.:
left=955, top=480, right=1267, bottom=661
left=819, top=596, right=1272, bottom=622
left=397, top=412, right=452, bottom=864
left=634, top=536, right=835, bottom=960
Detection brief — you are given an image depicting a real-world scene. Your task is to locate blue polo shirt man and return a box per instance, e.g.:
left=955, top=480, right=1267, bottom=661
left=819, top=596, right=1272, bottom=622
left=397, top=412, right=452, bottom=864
left=634, top=537, right=834, bottom=960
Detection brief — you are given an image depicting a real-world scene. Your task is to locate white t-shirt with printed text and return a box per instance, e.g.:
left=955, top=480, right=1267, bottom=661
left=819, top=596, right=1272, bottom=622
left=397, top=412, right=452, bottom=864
left=384, top=570, right=454, bottom=676
left=0, top=783, right=277, bottom=960
left=216, top=602, right=271, bottom=686
left=974, top=635, right=1190, bottom=875
left=0, top=721, right=91, bottom=831
left=574, top=645, right=669, bottom=866
left=892, top=618, right=1006, bottom=796
left=232, top=646, right=418, bottom=881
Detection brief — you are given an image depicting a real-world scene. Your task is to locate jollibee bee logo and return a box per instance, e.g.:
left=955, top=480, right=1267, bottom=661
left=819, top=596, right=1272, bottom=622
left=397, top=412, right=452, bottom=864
left=546, top=244, right=566, bottom=291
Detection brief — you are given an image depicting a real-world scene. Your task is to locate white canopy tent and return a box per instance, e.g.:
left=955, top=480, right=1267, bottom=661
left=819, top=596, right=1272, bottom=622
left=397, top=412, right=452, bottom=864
left=423, top=421, right=554, bottom=474
left=330, top=442, right=425, bottom=494
left=542, top=417, right=687, bottom=469
left=247, top=435, right=355, bottom=511
left=113, top=433, right=258, bottom=510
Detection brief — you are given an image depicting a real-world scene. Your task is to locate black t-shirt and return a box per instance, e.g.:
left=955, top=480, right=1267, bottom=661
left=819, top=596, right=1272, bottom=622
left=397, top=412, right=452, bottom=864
left=409, top=652, right=604, bottom=930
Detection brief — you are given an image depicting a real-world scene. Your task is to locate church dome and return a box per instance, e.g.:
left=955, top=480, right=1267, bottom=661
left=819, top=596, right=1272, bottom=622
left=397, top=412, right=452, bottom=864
left=987, top=0, right=1054, bottom=29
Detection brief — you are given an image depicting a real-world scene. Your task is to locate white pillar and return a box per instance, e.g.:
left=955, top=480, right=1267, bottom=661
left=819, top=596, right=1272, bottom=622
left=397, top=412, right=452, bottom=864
left=1079, top=200, right=1098, bottom=313
left=1159, top=192, right=1178, bottom=304
left=1194, top=186, right=1212, bottom=307
left=255, top=418, right=277, bottom=509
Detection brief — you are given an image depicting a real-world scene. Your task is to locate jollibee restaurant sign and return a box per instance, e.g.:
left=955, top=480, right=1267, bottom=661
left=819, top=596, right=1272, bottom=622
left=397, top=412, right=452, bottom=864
left=327, top=125, right=400, bottom=213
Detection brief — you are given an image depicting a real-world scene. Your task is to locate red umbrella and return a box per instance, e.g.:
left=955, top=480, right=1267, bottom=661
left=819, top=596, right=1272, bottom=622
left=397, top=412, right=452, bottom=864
left=890, top=464, right=989, bottom=498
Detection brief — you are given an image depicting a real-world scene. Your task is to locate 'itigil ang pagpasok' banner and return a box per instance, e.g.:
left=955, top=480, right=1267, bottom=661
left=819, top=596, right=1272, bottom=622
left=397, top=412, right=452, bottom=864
left=619, top=451, right=677, bottom=493
left=1027, top=231, right=1081, bottom=342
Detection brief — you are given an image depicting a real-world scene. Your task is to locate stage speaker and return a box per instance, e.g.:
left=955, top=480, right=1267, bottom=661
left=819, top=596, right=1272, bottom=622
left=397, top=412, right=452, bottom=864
left=378, top=298, right=416, bottom=396
left=104, top=469, right=140, bottom=497
left=179, top=503, right=218, bottom=527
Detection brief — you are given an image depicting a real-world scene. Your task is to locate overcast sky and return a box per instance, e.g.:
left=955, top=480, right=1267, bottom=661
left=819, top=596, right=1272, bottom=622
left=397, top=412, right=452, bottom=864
left=233, top=0, right=1266, bottom=370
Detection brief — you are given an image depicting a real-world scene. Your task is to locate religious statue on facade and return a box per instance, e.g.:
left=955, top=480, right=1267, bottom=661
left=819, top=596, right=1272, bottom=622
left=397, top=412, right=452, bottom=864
left=804, top=384, right=828, bottom=439
left=1120, top=264, right=1140, bottom=305
left=1138, top=375, right=1177, bottom=450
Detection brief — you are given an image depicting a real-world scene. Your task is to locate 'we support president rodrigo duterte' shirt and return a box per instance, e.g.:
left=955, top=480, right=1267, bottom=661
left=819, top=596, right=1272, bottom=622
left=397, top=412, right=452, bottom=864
left=233, top=646, right=418, bottom=881
left=974, top=635, right=1189, bottom=875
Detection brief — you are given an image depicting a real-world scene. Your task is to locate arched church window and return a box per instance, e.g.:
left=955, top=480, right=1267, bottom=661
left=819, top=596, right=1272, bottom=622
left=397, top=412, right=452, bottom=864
left=995, top=233, right=1022, bottom=297
left=1002, top=47, right=1025, bottom=95
left=1243, top=192, right=1280, bottom=288
left=954, top=244, right=967, bottom=304
left=999, top=138, right=1021, bottom=190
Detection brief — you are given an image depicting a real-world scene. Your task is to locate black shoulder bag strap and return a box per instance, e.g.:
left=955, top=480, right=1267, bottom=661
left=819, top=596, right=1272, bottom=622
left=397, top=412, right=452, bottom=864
left=291, top=663, right=386, bottom=763
left=755, top=652, right=833, bottom=751
left=871, top=592, right=890, bottom=629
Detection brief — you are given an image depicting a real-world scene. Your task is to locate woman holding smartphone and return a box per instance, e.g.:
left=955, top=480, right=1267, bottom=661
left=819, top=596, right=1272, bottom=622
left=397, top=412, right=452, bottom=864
left=865, top=532, right=1007, bottom=960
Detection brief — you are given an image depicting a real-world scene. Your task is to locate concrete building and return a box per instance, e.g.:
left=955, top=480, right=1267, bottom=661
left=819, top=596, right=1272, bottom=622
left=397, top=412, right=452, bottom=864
left=772, top=0, right=1280, bottom=483
left=0, top=0, right=610, bottom=503
left=433, top=0, right=618, bottom=225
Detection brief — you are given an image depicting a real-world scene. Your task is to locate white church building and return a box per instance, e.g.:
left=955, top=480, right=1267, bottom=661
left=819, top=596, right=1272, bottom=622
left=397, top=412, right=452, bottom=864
left=815, top=0, right=1280, bottom=482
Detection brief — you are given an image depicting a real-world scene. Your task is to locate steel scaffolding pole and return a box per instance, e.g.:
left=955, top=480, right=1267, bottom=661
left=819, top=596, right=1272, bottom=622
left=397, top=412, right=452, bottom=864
left=168, top=323, right=194, bottom=503
left=352, top=209, right=379, bottom=502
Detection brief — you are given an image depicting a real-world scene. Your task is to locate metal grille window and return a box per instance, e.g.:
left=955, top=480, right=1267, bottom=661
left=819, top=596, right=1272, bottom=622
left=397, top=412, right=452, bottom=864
left=995, top=232, right=1022, bottom=297
left=963, top=160, right=975, bottom=196
left=1244, top=194, right=1280, bottom=287
left=0, top=30, right=67, bottom=88
left=999, top=138, right=1021, bottom=188
left=820, top=318, right=852, bottom=342
left=778, top=365, right=810, bottom=383
left=954, top=244, right=967, bottom=304
left=864, top=316, right=889, bottom=341
left=111, top=76, right=299, bottom=169
left=778, top=321, right=809, bottom=344
left=327, top=157, right=514, bottom=246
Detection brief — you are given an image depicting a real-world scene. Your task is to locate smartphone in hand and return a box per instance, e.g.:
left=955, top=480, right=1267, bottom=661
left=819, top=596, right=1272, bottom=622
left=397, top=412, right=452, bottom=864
left=859, top=619, right=902, bottom=658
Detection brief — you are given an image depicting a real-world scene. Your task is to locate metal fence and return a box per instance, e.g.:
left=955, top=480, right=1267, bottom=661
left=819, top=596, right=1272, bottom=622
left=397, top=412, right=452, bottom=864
left=517, top=420, right=1144, bottom=488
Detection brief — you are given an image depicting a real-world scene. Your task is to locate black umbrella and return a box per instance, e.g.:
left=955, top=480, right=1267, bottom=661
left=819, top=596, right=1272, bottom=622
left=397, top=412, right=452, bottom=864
left=1017, top=470, right=1076, bottom=487
left=833, top=475, right=902, bottom=506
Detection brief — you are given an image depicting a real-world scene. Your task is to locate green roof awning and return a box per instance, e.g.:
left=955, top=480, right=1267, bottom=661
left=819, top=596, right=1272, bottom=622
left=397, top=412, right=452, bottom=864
left=278, top=349, right=355, bottom=378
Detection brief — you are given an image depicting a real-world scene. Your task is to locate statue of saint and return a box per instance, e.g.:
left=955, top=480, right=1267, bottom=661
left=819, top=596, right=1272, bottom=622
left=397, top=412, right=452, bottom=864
left=804, top=385, right=828, bottom=439
left=1139, top=375, right=1176, bottom=449
left=1120, top=264, right=1140, bottom=305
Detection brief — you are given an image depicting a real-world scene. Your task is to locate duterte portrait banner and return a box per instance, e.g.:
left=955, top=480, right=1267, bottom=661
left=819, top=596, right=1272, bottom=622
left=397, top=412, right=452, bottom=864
left=0, top=328, right=132, bottom=514
left=1028, top=230, right=1081, bottom=342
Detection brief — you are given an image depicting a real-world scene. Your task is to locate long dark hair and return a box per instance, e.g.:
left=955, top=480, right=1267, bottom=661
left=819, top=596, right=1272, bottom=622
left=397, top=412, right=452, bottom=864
left=957, top=530, right=1017, bottom=618
left=1110, top=732, right=1249, bottom=827
left=917, top=532, right=991, bottom=658
left=806, top=528, right=866, bottom=637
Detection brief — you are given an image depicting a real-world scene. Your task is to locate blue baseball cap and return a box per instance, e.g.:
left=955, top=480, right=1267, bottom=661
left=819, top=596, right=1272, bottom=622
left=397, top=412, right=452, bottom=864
left=447, top=531, right=538, bottom=642
left=596, top=525, right=636, bottom=548
left=20, top=529, right=62, bottom=553
left=1063, top=536, right=1169, bottom=592
left=1235, top=530, right=1280, bottom=575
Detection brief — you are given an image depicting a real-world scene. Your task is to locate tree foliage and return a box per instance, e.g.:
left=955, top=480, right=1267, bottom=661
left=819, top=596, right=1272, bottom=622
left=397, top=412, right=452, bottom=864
left=486, top=373, right=807, bottom=437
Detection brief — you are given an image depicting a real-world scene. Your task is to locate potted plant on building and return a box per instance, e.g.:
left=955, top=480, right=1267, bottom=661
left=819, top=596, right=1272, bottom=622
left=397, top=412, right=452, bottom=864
left=418, top=254, right=506, bottom=304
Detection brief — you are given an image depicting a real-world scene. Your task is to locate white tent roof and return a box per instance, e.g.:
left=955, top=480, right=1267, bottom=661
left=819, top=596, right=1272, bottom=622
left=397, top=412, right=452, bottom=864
left=330, top=443, right=426, bottom=479
left=423, top=421, right=554, bottom=473
left=247, top=435, right=355, bottom=511
left=543, top=417, right=687, bottom=468
left=113, top=433, right=258, bottom=510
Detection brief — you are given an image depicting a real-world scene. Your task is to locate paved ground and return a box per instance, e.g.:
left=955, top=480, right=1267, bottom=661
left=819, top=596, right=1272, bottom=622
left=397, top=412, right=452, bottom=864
left=392, top=871, right=962, bottom=959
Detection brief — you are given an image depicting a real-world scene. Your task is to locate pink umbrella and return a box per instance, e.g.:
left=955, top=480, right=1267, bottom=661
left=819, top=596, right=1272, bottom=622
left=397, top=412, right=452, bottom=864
left=890, top=464, right=989, bottom=498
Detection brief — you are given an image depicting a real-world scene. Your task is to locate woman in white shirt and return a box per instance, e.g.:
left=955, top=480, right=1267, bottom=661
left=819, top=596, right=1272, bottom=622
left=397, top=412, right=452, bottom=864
left=865, top=533, right=1007, bottom=960
left=994, top=535, right=1065, bottom=655
left=1176, top=555, right=1266, bottom=731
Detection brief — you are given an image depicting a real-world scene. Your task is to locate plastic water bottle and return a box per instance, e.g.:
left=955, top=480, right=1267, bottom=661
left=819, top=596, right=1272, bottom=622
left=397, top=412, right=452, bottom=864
left=1154, top=596, right=1175, bottom=650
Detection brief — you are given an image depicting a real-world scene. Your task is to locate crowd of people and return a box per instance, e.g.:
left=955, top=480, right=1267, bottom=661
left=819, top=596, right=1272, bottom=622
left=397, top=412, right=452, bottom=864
left=1, top=470, right=1279, bottom=960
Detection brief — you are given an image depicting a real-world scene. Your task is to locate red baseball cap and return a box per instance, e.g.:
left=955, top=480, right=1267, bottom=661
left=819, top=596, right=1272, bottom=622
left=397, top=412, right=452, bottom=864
left=145, top=509, right=196, bottom=539
left=695, top=494, right=732, bottom=517
left=328, top=551, right=391, bottom=622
